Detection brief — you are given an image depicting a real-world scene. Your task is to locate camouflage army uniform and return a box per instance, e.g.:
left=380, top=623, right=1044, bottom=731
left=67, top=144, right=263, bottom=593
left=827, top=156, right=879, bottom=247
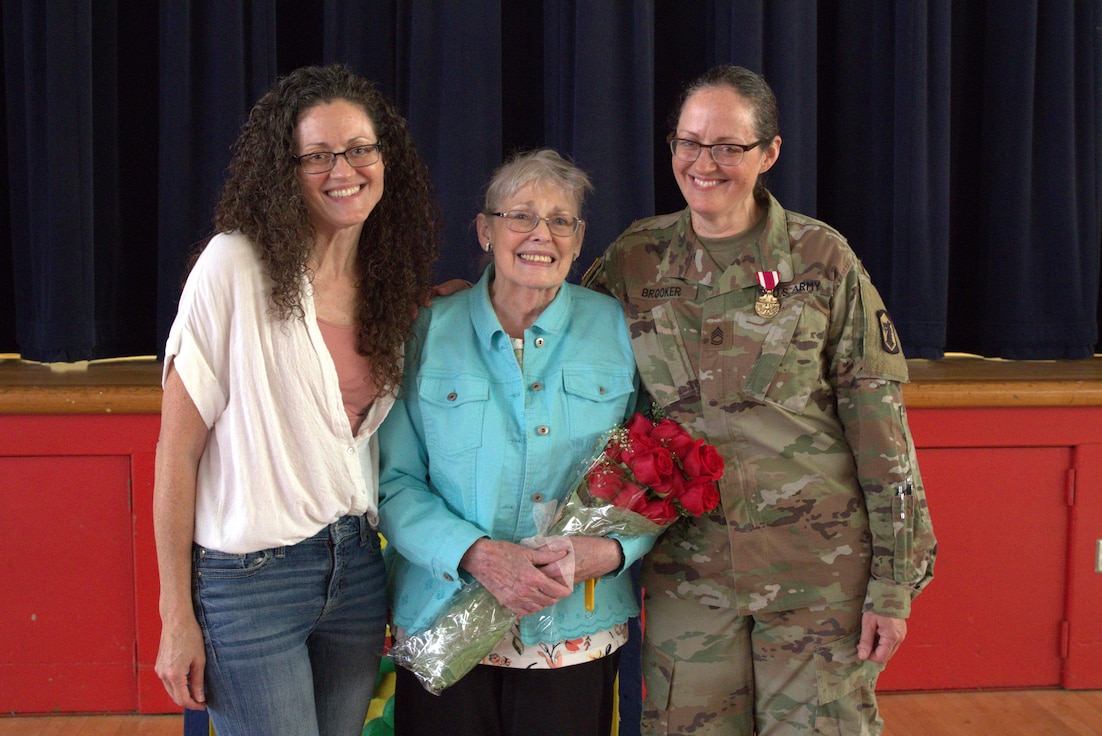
left=584, top=191, right=936, bottom=735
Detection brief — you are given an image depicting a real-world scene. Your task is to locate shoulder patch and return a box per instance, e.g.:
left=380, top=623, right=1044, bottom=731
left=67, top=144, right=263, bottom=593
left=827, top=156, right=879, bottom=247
left=858, top=276, right=908, bottom=382
left=877, top=310, right=901, bottom=354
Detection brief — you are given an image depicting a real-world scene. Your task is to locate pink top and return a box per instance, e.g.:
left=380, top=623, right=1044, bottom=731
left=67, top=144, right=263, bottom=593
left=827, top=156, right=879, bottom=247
left=317, top=318, right=377, bottom=434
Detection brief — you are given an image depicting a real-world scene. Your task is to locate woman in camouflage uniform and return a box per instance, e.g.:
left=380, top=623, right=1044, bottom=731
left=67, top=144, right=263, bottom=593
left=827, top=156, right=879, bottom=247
left=584, top=65, right=937, bottom=735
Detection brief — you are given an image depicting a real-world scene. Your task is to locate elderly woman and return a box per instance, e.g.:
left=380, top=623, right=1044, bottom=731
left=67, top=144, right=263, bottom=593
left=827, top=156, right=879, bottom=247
left=153, top=65, right=437, bottom=736
left=584, top=65, right=937, bottom=735
left=378, top=149, right=651, bottom=736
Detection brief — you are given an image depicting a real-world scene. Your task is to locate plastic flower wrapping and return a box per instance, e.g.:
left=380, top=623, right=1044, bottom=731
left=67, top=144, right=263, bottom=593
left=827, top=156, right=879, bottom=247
left=388, top=411, right=724, bottom=695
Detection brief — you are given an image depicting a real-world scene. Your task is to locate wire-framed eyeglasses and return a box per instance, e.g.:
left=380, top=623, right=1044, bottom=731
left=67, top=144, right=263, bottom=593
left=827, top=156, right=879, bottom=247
left=669, top=137, right=767, bottom=167
left=293, top=143, right=382, bottom=174
left=492, top=210, right=583, bottom=237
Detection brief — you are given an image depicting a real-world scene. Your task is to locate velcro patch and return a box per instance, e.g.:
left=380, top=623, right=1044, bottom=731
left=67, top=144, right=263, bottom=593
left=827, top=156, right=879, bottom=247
left=858, top=276, right=908, bottom=381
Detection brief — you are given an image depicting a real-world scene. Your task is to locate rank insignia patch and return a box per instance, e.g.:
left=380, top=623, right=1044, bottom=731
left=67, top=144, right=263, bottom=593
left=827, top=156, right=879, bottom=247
left=877, top=310, right=900, bottom=354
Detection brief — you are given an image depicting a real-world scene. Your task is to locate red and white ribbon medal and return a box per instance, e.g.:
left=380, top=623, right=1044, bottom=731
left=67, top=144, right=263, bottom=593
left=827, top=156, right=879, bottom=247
left=755, top=270, right=781, bottom=318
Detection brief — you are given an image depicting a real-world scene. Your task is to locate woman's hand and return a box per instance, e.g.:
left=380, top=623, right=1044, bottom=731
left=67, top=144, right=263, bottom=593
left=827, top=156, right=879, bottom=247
left=419, top=278, right=472, bottom=306
left=857, top=612, right=908, bottom=664
left=155, top=612, right=207, bottom=709
left=540, top=536, right=623, bottom=587
left=460, top=539, right=573, bottom=617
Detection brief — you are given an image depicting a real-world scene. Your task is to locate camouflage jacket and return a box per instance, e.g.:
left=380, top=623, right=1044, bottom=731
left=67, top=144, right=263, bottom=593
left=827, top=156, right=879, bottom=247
left=584, top=192, right=936, bottom=618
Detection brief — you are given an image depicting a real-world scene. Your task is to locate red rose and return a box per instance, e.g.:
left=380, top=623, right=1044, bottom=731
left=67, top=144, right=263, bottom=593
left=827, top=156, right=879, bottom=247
left=677, top=478, right=720, bottom=516
left=619, top=414, right=659, bottom=463
left=630, top=446, right=675, bottom=489
left=681, top=439, right=725, bottom=481
left=638, top=496, right=679, bottom=525
left=625, top=412, right=655, bottom=437
left=650, top=417, right=695, bottom=460
left=587, top=463, right=624, bottom=501
left=649, top=467, right=684, bottom=500
left=611, top=481, right=648, bottom=512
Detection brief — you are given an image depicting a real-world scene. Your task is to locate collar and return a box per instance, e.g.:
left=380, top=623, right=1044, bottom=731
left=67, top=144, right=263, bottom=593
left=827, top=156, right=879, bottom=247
left=659, top=191, right=794, bottom=293
left=469, top=263, right=574, bottom=350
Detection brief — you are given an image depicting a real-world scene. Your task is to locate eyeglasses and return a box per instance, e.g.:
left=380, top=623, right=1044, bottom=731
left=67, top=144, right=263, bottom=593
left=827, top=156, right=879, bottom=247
left=669, top=137, right=766, bottom=167
left=492, top=210, right=583, bottom=237
left=293, top=143, right=382, bottom=174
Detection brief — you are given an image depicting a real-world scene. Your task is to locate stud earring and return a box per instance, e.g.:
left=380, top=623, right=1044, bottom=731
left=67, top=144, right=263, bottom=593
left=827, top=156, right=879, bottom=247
left=485, top=242, right=493, bottom=253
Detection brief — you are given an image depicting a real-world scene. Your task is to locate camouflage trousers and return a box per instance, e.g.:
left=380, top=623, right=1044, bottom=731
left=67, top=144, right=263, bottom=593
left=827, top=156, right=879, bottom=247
left=640, top=593, right=884, bottom=735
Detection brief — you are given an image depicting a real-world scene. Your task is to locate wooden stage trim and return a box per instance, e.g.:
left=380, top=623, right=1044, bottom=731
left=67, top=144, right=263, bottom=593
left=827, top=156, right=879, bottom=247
left=0, top=359, right=164, bottom=414
left=2, top=355, right=1102, bottom=414
left=904, top=356, right=1102, bottom=407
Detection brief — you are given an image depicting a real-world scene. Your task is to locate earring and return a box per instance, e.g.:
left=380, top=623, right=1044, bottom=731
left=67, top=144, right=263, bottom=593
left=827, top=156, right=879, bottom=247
left=485, top=242, right=493, bottom=253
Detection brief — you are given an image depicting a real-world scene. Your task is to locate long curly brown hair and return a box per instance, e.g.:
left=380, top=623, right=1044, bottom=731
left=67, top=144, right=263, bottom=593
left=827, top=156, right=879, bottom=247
left=208, top=64, right=439, bottom=394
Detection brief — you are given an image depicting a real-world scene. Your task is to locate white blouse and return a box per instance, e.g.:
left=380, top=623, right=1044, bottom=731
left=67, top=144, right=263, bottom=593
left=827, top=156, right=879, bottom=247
left=164, top=231, right=395, bottom=554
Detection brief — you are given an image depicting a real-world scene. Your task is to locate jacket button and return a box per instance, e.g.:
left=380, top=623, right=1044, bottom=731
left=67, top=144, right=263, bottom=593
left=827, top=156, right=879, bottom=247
left=534, top=337, right=545, bottom=347
left=536, top=425, right=550, bottom=436
left=532, top=493, right=544, bottom=502
left=443, top=573, right=454, bottom=582
left=447, top=392, right=458, bottom=401
left=532, top=382, right=543, bottom=391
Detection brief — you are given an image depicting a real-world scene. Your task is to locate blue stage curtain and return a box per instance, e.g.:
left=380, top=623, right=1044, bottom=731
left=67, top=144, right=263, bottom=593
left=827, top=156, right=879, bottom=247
left=817, top=1, right=953, bottom=358
left=1, top=1, right=1099, bottom=361
left=542, top=1, right=657, bottom=269
left=396, top=0, right=503, bottom=281
left=2, top=0, right=158, bottom=360
left=958, top=1, right=1100, bottom=358
left=155, top=1, right=280, bottom=360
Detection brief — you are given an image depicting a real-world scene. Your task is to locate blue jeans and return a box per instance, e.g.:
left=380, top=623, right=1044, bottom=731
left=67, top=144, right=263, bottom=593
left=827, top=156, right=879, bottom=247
left=193, top=515, right=386, bottom=736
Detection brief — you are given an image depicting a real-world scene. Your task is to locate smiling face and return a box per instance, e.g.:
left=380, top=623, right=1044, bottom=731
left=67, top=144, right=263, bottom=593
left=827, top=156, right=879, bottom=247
left=476, top=180, right=584, bottom=310
left=295, top=99, right=385, bottom=243
left=672, top=86, right=780, bottom=238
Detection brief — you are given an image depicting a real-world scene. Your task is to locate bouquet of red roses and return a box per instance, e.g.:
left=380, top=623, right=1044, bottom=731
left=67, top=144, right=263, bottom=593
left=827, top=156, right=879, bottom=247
left=389, top=411, right=724, bottom=695
left=582, top=411, right=724, bottom=524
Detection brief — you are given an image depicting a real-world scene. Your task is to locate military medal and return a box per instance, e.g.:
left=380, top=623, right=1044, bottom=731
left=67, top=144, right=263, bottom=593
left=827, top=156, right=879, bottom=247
left=755, top=270, right=781, bottom=318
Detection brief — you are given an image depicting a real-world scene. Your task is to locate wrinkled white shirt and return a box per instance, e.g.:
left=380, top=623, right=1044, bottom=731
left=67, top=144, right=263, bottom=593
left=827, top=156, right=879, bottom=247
left=164, top=231, right=394, bottom=554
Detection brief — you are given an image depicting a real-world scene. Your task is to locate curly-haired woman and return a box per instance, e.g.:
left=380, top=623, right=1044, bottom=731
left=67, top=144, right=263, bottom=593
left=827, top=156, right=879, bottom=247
left=153, top=65, right=438, bottom=736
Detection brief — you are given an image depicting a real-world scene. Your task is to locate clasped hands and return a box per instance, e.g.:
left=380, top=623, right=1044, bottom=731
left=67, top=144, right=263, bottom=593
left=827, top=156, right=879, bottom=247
left=459, top=537, right=622, bottom=618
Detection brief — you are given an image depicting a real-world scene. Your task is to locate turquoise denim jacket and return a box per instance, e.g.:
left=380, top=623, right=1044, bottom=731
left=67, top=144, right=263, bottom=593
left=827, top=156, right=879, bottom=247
left=378, top=266, right=653, bottom=644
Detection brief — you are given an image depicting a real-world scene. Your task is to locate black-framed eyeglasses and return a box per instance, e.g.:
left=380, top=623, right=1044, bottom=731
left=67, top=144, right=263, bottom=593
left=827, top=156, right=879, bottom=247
left=669, top=137, right=767, bottom=167
left=293, top=143, right=382, bottom=174
left=492, top=210, right=584, bottom=237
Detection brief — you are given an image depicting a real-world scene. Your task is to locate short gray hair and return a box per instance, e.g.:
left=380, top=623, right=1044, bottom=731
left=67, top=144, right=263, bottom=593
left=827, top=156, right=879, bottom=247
left=482, top=149, right=594, bottom=216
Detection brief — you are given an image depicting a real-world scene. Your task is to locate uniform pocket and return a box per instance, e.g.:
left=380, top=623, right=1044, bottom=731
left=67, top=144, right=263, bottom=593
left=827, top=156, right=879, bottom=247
left=742, top=297, right=828, bottom=414
left=417, top=372, right=490, bottom=455
left=813, top=631, right=884, bottom=735
left=641, top=640, right=676, bottom=711
left=631, top=303, right=698, bottom=408
left=891, top=482, right=916, bottom=580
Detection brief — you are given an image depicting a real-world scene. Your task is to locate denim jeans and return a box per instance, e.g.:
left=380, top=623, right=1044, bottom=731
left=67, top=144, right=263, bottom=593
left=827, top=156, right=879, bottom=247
left=193, top=515, right=386, bottom=736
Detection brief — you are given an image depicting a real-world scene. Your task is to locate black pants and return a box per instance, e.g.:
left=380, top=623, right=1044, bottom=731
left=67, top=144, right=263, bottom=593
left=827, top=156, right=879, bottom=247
left=394, top=650, right=622, bottom=736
